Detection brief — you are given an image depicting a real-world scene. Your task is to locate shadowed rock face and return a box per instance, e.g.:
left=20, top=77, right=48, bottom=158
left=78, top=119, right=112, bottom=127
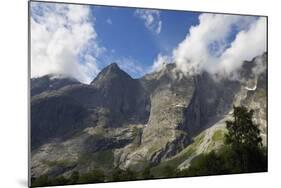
left=31, top=74, right=80, bottom=96
left=31, top=63, right=150, bottom=150
left=31, top=94, right=89, bottom=150
left=182, top=72, right=240, bottom=135
left=30, top=54, right=267, bottom=178
left=90, top=63, right=150, bottom=124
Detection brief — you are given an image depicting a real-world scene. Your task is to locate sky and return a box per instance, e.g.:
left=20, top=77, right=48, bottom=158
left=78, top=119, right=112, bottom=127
left=30, top=1, right=267, bottom=84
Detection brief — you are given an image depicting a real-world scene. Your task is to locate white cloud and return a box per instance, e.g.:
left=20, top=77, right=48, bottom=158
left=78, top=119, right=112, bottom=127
left=31, top=2, right=104, bottom=84
left=218, top=17, right=267, bottom=75
left=151, top=53, right=172, bottom=72
left=172, top=14, right=267, bottom=78
left=135, top=9, right=162, bottom=34
left=106, top=18, right=112, bottom=25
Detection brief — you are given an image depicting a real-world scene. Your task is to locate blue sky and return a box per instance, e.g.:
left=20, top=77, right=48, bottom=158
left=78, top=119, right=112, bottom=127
left=30, top=2, right=266, bottom=83
left=90, top=6, right=200, bottom=77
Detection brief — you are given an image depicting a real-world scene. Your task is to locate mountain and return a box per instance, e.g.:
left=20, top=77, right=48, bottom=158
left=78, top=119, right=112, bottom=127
left=31, top=74, right=80, bottom=96
left=30, top=53, right=267, bottom=179
left=90, top=62, right=150, bottom=125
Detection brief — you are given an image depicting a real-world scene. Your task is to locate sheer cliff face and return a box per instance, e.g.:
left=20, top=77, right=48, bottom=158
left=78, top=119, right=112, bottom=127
left=234, top=53, right=267, bottom=142
left=30, top=53, right=267, bottom=178
left=90, top=63, right=150, bottom=125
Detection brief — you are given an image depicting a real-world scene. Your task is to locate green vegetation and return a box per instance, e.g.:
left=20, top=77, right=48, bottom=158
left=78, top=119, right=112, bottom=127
left=92, top=150, right=114, bottom=168
left=177, top=151, right=227, bottom=176
left=78, top=169, right=105, bottom=183
left=150, top=132, right=204, bottom=177
left=32, top=106, right=267, bottom=187
left=31, top=168, right=139, bottom=187
left=162, top=165, right=175, bottom=177
left=178, top=106, right=267, bottom=176
left=212, top=129, right=224, bottom=141
left=31, top=169, right=105, bottom=187
left=131, top=126, right=138, bottom=138
left=77, top=150, right=114, bottom=169
left=69, top=171, right=79, bottom=184
left=31, top=174, right=70, bottom=187
left=142, top=165, right=153, bottom=179
left=31, top=175, right=49, bottom=187
left=42, top=159, right=74, bottom=167
left=52, top=176, right=69, bottom=185
left=111, top=168, right=137, bottom=181
left=225, top=106, right=262, bottom=147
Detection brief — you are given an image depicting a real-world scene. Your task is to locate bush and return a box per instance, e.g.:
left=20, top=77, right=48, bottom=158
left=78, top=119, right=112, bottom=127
left=111, top=168, right=136, bottom=181
left=78, top=169, right=105, bottom=183
left=178, top=151, right=227, bottom=177
left=163, top=165, right=175, bottom=177
left=142, top=165, right=153, bottom=179
left=69, top=171, right=79, bottom=184
left=31, top=175, right=50, bottom=187
left=53, top=176, right=69, bottom=185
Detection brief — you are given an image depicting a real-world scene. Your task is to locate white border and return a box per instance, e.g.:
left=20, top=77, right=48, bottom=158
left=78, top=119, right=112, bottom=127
left=1, top=0, right=281, bottom=188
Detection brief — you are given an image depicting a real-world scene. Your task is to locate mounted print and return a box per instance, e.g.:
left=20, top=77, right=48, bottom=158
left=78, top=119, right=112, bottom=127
left=29, top=0, right=268, bottom=187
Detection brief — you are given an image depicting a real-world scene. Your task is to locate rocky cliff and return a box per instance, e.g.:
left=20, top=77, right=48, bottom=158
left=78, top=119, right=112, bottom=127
left=30, top=53, right=267, bottom=178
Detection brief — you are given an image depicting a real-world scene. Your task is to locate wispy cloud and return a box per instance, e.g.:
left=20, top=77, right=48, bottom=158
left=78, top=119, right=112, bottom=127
left=116, top=57, right=147, bottom=78
left=151, top=53, right=172, bottom=72
left=106, top=18, right=112, bottom=25
left=31, top=2, right=104, bottom=84
left=100, top=54, right=147, bottom=78
left=135, top=9, right=162, bottom=34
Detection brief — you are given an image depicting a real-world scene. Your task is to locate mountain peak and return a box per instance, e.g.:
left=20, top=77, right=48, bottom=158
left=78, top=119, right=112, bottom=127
left=100, top=62, right=122, bottom=75
left=90, top=62, right=132, bottom=85
left=107, top=62, right=119, bottom=70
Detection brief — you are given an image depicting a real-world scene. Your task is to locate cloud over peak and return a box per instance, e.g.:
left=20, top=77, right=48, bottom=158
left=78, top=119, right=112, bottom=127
left=31, top=2, right=104, bottom=84
left=172, top=14, right=267, bottom=77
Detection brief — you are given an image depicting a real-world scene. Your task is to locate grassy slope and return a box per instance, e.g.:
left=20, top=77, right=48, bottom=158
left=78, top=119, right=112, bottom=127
left=151, top=123, right=227, bottom=178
